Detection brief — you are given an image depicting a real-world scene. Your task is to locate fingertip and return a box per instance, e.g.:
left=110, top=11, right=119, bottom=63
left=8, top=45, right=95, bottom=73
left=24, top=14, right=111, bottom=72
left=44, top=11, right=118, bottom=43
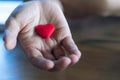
left=59, top=57, right=71, bottom=66
left=50, top=57, right=71, bottom=71
left=71, top=48, right=82, bottom=59
left=4, top=42, right=11, bottom=50
left=30, top=56, right=55, bottom=71
left=3, top=30, right=17, bottom=50
left=69, top=49, right=82, bottom=64
left=77, top=50, right=82, bottom=59
left=4, top=37, right=17, bottom=50
left=4, top=42, right=16, bottom=50
left=69, top=54, right=81, bottom=65
left=42, top=59, right=55, bottom=70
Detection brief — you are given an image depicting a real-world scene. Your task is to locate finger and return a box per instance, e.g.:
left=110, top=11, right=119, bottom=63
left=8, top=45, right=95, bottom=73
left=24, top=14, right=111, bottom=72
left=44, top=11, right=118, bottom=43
left=26, top=48, right=54, bottom=71
left=62, top=36, right=81, bottom=65
left=53, top=46, right=66, bottom=59
left=49, top=57, right=71, bottom=71
left=31, top=55, right=54, bottom=71
left=4, top=18, right=20, bottom=50
left=41, top=50, right=55, bottom=60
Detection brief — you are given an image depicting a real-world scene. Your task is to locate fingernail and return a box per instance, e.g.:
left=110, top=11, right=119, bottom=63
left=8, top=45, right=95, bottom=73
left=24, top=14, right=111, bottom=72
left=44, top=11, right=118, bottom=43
left=4, top=29, right=15, bottom=50
left=71, top=46, right=77, bottom=51
left=40, top=0, right=47, bottom=3
left=4, top=29, right=10, bottom=37
left=69, top=44, right=77, bottom=51
left=3, top=29, right=9, bottom=41
left=4, top=29, right=15, bottom=39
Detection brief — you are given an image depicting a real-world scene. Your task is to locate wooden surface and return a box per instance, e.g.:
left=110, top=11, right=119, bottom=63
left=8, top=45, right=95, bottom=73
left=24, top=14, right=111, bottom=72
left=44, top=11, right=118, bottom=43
left=0, top=16, right=120, bottom=80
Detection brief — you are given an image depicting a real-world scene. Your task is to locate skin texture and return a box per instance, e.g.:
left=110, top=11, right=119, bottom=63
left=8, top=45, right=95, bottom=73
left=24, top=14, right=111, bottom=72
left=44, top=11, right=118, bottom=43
left=4, top=1, right=81, bottom=71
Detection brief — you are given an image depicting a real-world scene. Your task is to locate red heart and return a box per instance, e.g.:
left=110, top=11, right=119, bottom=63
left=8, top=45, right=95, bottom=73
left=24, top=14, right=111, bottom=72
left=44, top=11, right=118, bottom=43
left=35, top=24, right=55, bottom=39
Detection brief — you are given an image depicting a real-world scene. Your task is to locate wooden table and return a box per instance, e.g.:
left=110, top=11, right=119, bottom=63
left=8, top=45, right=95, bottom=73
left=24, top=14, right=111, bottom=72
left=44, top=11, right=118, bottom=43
left=0, top=16, right=120, bottom=80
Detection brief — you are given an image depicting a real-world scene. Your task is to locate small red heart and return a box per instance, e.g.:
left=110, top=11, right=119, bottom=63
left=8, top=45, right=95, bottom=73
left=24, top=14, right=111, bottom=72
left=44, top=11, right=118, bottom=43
left=35, top=24, right=55, bottom=39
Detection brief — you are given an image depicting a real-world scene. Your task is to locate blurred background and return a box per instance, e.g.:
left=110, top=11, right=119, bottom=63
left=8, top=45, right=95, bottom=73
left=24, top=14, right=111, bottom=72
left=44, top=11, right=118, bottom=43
left=0, top=0, right=22, bottom=32
left=1, top=0, right=120, bottom=80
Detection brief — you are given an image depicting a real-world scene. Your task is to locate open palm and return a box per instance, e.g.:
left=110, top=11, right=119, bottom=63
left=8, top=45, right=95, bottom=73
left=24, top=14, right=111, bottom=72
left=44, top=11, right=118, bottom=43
left=4, top=1, right=81, bottom=71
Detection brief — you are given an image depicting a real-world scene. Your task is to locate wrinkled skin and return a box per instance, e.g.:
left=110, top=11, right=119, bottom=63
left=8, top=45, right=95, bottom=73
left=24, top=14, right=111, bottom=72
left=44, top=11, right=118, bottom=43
left=4, top=1, right=81, bottom=71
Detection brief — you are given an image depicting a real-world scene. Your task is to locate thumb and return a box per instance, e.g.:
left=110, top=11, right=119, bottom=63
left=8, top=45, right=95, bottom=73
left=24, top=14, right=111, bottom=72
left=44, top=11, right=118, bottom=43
left=4, top=18, right=20, bottom=50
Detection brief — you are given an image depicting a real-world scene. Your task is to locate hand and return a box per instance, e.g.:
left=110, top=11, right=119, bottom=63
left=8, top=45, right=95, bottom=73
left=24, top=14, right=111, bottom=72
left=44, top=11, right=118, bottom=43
left=4, top=1, right=81, bottom=71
